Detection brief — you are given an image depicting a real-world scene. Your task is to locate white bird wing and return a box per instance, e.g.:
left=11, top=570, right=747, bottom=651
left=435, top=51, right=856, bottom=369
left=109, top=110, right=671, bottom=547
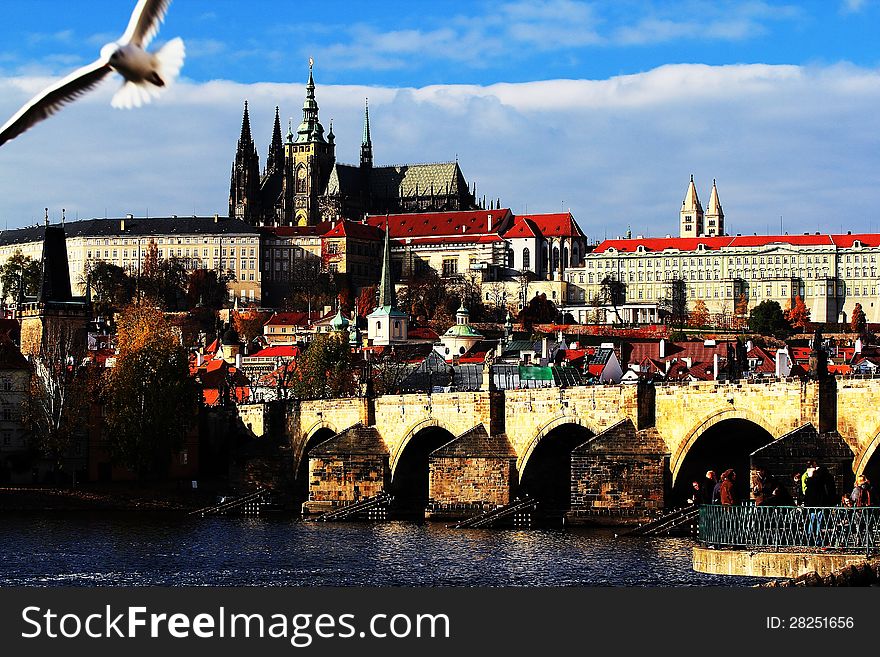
left=120, top=0, right=173, bottom=48
left=0, top=59, right=113, bottom=148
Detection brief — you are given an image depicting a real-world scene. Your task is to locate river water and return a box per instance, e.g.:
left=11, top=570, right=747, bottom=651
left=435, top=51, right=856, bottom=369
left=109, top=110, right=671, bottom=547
left=0, top=513, right=762, bottom=587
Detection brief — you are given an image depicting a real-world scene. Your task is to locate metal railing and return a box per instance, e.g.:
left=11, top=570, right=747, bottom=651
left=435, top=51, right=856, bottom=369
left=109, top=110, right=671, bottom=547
left=698, top=504, right=880, bottom=553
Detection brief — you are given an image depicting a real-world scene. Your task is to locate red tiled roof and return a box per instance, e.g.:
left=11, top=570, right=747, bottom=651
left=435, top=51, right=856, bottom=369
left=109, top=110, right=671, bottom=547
left=624, top=339, right=733, bottom=367
left=503, top=216, right=540, bottom=239
left=518, top=213, right=585, bottom=239
left=593, top=232, right=880, bottom=254
left=259, top=222, right=331, bottom=238
left=830, top=234, right=880, bottom=248
left=323, top=220, right=385, bottom=240
left=408, top=327, right=440, bottom=341
left=264, top=312, right=316, bottom=327
left=366, top=209, right=513, bottom=239
left=248, top=345, right=299, bottom=359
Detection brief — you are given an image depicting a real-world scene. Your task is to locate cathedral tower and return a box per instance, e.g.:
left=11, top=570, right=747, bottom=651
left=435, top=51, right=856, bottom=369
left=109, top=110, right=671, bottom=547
left=283, top=59, right=336, bottom=226
left=679, top=174, right=704, bottom=238
left=228, top=101, right=261, bottom=223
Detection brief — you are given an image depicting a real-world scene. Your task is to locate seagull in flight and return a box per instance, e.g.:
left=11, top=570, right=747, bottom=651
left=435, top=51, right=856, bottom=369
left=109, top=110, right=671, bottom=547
left=0, top=0, right=185, bottom=148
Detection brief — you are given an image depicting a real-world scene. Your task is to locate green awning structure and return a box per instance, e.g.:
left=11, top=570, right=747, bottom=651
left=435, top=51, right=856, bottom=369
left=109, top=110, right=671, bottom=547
left=518, top=365, right=554, bottom=381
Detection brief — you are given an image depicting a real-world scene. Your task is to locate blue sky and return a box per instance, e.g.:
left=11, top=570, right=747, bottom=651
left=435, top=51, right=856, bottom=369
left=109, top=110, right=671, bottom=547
left=0, top=0, right=879, bottom=237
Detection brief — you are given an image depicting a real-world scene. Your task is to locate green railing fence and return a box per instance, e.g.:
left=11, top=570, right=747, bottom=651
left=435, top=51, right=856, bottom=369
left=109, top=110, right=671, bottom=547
left=698, top=505, right=880, bottom=553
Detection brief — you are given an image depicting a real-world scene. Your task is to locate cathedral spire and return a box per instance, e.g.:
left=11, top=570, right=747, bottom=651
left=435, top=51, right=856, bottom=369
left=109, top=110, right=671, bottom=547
left=360, top=98, right=373, bottom=169
left=238, top=101, right=254, bottom=152
left=378, top=219, right=394, bottom=309
left=266, top=106, right=284, bottom=175
left=229, top=100, right=261, bottom=222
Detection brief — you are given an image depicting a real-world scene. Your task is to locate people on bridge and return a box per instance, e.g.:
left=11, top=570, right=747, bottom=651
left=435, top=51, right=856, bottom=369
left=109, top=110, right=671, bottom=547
left=803, top=460, right=837, bottom=507
left=850, top=475, right=875, bottom=507
left=702, top=470, right=718, bottom=504
left=720, top=469, right=737, bottom=505
left=687, top=480, right=702, bottom=506
left=791, top=471, right=803, bottom=505
left=752, top=468, right=771, bottom=506
left=762, top=484, right=794, bottom=507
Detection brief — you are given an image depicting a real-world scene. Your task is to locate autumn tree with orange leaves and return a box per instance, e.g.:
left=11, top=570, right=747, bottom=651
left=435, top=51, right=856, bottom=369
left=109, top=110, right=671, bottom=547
left=785, top=295, right=811, bottom=330
left=689, top=299, right=710, bottom=327
left=104, top=304, right=200, bottom=476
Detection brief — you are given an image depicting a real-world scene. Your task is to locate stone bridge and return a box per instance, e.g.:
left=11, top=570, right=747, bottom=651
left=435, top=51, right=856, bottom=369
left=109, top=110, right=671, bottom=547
left=280, top=377, right=880, bottom=523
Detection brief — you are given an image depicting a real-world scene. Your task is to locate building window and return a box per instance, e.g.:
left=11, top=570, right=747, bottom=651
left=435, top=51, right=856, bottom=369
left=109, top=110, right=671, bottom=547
left=442, top=259, right=458, bottom=277
left=522, top=248, right=530, bottom=270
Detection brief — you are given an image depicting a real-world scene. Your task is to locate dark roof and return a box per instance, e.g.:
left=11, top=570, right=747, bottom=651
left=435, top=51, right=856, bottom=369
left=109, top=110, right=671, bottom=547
left=328, top=162, right=470, bottom=201
left=310, top=424, right=389, bottom=457
left=0, top=216, right=260, bottom=247
left=0, top=339, right=29, bottom=370
left=431, top=425, right=516, bottom=458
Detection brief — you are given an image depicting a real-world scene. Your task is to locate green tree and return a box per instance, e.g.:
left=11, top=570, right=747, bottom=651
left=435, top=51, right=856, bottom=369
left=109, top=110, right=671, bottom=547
left=749, top=300, right=791, bottom=337
left=659, top=279, right=688, bottom=332
left=103, top=305, right=200, bottom=476
left=294, top=333, right=356, bottom=399
left=518, top=292, right=558, bottom=330
left=141, top=256, right=188, bottom=311
left=186, top=268, right=234, bottom=311
left=86, top=261, right=135, bottom=317
left=599, top=275, right=627, bottom=324
left=0, top=250, right=41, bottom=303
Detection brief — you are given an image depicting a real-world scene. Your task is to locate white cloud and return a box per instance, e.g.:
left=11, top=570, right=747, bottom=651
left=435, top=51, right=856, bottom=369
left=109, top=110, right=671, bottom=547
left=303, top=1, right=802, bottom=71
left=0, top=62, right=879, bottom=239
left=840, top=0, right=869, bottom=13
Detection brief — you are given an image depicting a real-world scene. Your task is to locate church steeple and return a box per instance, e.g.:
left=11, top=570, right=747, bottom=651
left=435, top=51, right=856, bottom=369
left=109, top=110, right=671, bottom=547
left=265, top=106, right=284, bottom=176
left=366, top=219, right=407, bottom=346
left=679, top=174, right=704, bottom=238
left=360, top=98, right=373, bottom=169
left=229, top=100, right=261, bottom=223
left=705, top=178, right=725, bottom=236
left=378, top=220, right=394, bottom=309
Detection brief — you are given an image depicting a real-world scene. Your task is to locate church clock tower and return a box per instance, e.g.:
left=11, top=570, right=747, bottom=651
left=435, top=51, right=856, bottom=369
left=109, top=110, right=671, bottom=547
left=283, top=59, right=336, bottom=226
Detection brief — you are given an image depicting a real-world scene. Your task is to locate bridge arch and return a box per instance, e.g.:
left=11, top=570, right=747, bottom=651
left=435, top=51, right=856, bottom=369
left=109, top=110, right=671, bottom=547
left=517, top=416, right=595, bottom=513
left=294, top=423, right=338, bottom=505
left=853, top=427, right=880, bottom=482
left=517, top=415, right=598, bottom=475
left=388, top=419, right=456, bottom=515
left=671, top=408, right=778, bottom=485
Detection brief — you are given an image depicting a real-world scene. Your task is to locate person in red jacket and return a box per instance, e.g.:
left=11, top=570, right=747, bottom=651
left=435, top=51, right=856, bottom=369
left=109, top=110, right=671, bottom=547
left=720, top=469, right=737, bottom=506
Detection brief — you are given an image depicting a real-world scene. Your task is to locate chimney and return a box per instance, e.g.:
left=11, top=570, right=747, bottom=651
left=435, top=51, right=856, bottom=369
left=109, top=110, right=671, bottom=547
left=541, top=337, right=549, bottom=365
left=214, top=214, right=219, bottom=223
left=855, top=337, right=863, bottom=355
left=487, top=214, right=493, bottom=232
left=235, top=353, right=242, bottom=369
left=746, top=339, right=754, bottom=352
left=775, top=347, right=790, bottom=378
left=713, top=353, right=720, bottom=380
left=196, top=352, right=204, bottom=367
left=659, top=338, right=666, bottom=358
left=120, top=218, right=125, bottom=232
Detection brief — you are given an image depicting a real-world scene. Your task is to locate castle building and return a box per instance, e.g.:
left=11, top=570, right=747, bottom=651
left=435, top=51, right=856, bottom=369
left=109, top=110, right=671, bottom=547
left=563, top=178, right=880, bottom=325
left=0, top=215, right=262, bottom=306
left=229, top=62, right=479, bottom=228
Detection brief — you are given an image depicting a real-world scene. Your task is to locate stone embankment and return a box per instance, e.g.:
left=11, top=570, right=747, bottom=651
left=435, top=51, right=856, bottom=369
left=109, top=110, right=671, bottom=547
left=0, top=485, right=215, bottom=512
left=760, top=561, right=878, bottom=587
